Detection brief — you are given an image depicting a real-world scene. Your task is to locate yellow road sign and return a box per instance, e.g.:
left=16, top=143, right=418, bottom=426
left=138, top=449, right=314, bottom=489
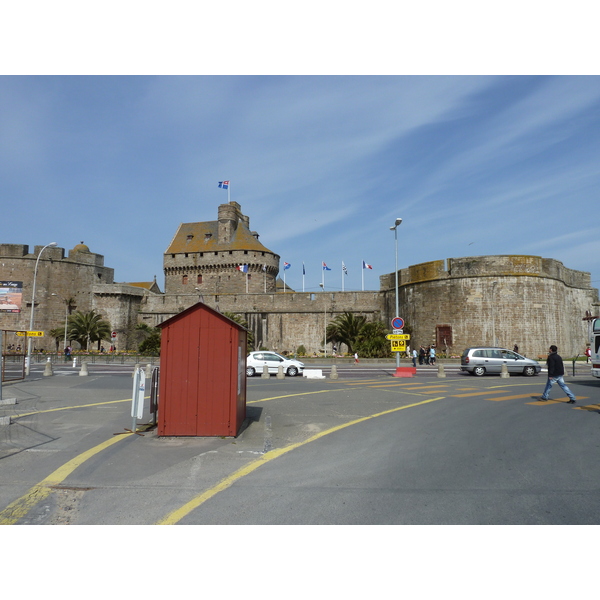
left=386, top=334, right=410, bottom=340
left=391, top=339, right=406, bottom=352
left=15, top=331, right=44, bottom=337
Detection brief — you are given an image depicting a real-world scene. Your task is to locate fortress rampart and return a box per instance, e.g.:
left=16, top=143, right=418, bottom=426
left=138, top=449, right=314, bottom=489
left=379, top=255, right=598, bottom=358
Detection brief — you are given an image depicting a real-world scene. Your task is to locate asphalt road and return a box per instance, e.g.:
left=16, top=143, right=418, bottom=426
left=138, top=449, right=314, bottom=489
left=1, top=365, right=599, bottom=525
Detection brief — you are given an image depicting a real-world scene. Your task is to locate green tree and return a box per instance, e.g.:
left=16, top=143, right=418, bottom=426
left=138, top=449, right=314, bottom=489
left=67, top=310, right=111, bottom=351
left=355, top=320, right=391, bottom=358
left=326, top=312, right=367, bottom=354
left=136, top=323, right=161, bottom=356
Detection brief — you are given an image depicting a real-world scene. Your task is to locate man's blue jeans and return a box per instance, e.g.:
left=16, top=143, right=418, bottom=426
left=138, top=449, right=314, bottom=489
left=541, top=375, right=576, bottom=401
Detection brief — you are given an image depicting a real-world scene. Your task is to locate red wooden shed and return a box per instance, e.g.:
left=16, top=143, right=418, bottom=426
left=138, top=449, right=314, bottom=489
left=157, top=303, right=247, bottom=437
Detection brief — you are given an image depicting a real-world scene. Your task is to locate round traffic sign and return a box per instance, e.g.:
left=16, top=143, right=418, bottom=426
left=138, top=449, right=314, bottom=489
left=111, top=331, right=117, bottom=338
left=391, top=317, right=404, bottom=330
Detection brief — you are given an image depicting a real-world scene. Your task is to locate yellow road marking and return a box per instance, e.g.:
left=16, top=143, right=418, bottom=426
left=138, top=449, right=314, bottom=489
left=157, top=396, right=445, bottom=525
left=0, top=433, right=135, bottom=525
left=12, top=397, right=133, bottom=420
left=487, top=394, right=542, bottom=402
left=247, top=389, right=343, bottom=405
left=451, top=390, right=510, bottom=397
left=526, top=396, right=588, bottom=406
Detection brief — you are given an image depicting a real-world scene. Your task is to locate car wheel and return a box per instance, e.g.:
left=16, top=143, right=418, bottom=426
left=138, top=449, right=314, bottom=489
left=473, top=366, right=486, bottom=376
left=246, top=366, right=255, bottom=377
left=523, top=366, right=536, bottom=377
left=287, top=366, right=298, bottom=377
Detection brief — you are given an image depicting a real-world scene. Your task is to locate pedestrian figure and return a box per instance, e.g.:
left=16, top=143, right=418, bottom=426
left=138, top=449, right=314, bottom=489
left=412, top=348, right=417, bottom=368
left=419, top=346, right=425, bottom=365
left=429, top=346, right=436, bottom=366
left=540, top=345, right=576, bottom=403
left=65, top=346, right=72, bottom=362
left=354, top=352, right=359, bottom=365
left=585, top=346, right=591, bottom=363
left=514, top=344, right=519, bottom=353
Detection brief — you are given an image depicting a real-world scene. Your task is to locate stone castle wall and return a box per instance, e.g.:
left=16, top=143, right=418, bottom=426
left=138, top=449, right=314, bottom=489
left=0, top=243, right=115, bottom=351
left=379, top=255, right=599, bottom=358
left=140, top=290, right=384, bottom=354
left=3, top=236, right=598, bottom=358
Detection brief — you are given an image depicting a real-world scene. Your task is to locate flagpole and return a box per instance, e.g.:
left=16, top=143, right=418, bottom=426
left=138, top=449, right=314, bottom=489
left=322, top=264, right=324, bottom=291
left=302, top=263, right=305, bottom=293
left=246, top=270, right=248, bottom=294
left=361, top=261, right=364, bottom=291
left=284, top=268, right=286, bottom=293
left=341, top=261, right=344, bottom=292
left=228, top=181, right=231, bottom=204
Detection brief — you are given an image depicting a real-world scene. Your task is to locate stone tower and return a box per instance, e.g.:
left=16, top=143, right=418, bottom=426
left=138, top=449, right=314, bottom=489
left=163, top=202, right=280, bottom=295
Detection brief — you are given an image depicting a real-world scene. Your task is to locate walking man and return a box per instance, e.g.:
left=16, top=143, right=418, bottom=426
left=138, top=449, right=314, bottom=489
left=540, top=345, right=576, bottom=404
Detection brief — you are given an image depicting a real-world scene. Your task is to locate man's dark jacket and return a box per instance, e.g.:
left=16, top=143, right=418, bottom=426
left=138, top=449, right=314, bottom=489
left=546, top=352, right=565, bottom=377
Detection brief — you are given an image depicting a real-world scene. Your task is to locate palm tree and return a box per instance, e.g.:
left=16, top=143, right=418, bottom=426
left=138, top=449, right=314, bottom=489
left=326, top=312, right=367, bottom=354
left=67, top=310, right=111, bottom=351
left=136, top=323, right=161, bottom=356
left=355, top=321, right=391, bottom=358
left=223, top=312, right=255, bottom=349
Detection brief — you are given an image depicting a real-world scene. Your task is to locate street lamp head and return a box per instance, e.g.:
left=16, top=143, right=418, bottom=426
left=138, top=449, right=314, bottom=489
left=390, top=218, right=403, bottom=230
left=48, top=242, right=57, bottom=247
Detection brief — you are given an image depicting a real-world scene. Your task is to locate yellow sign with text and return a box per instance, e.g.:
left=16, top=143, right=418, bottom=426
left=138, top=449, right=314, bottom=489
left=390, top=339, right=406, bottom=352
left=15, top=331, right=44, bottom=337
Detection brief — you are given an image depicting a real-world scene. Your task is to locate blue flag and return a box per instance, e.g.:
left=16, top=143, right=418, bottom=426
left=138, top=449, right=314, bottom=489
left=322, top=262, right=331, bottom=271
left=218, top=180, right=229, bottom=189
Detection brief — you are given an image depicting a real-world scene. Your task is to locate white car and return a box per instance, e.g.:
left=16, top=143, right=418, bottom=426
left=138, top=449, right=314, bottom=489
left=246, top=351, right=304, bottom=377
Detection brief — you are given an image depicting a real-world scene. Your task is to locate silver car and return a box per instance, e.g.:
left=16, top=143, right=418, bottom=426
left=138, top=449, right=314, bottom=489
left=461, top=347, right=541, bottom=377
left=246, top=351, right=304, bottom=377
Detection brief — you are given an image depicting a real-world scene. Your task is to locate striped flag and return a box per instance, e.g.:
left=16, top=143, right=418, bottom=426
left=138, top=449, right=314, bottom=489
left=362, top=261, right=373, bottom=270
left=236, top=265, right=248, bottom=272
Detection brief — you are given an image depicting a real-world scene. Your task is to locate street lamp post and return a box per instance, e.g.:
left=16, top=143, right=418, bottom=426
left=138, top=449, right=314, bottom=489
left=390, top=218, right=403, bottom=374
left=26, top=242, right=57, bottom=375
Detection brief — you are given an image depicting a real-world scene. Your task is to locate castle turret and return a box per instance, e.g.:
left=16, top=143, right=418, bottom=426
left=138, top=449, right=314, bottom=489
left=164, top=203, right=280, bottom=295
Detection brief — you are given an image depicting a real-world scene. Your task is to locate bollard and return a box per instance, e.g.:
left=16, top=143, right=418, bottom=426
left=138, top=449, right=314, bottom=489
left=500, top=363, right=510, bottom=378
left=261, top=365, right=270, bottom=379
left=43, top=358, right=54, bottom=377
left=276, top=365, right=285, bottom=379
left=145, top=363, right=152, bottom=378
left=437, top=363, right=446, bottom=378
left=330, top=365, right=339, bottom=379
left=79, top=361, right=89, bottom=376
left=72, top=357, right=77, bottom=368
left=133, top=363, right=140, bottom=378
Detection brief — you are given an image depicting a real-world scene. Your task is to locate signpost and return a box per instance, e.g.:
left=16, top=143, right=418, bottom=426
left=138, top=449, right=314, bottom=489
left=16, top=331, right=44, bottom=337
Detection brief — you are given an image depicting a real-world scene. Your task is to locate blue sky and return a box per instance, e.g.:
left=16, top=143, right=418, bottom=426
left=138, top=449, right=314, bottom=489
left=2, top=75, right=600, bottom=294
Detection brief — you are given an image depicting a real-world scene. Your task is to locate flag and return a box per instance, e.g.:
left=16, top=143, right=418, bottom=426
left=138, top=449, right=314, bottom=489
left=363, top=261, right=373, bottom=269
left=342, top=262, right=348, bottom=275
left=262, top=264, right=267, bottom=272
left=302, top=263, right=306, bottom=275
left=284, top=262, right=291, bottom=270
left=236, top=264, right=248, bottom=272
left=218, top=181, right=230, bottom=189
left=322, top=262, right=332, bottom=271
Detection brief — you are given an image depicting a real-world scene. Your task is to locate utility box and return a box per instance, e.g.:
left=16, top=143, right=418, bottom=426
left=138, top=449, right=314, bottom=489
left=157, top=303, right=247, bottom=437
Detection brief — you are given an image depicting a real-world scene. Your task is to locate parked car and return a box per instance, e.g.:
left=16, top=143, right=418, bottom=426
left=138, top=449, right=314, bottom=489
left=246, top=351, right=304, bottom=377
left=461, top=347, right=541, bottom=377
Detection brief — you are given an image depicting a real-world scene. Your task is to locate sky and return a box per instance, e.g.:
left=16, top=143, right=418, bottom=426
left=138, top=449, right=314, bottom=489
left=3, top=74, right=600, bottom=295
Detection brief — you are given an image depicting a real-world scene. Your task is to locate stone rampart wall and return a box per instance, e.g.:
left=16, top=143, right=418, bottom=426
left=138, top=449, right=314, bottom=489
left=379, top=255, right=598, bottom=358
